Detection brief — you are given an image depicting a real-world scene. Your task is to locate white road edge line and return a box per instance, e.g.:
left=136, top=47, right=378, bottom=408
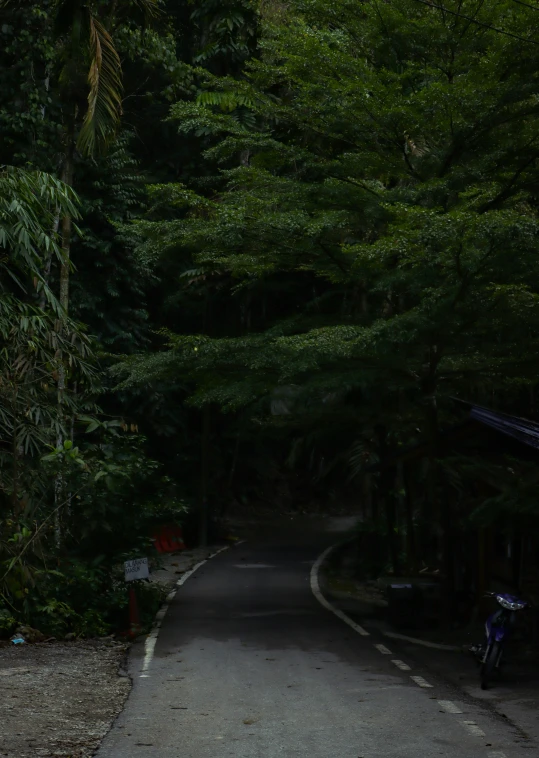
left=374, top=643, right=392, bottom=654
left=140, top=541, right=245, bottom=677
left=310, top=545, right=370, bottom=637
left=392, top=659, right=411, bottom=671
left=487, top=752, right=507, bottom=758
left=438, top=700, right=463, bottom=714
left=410, top=675, right=433, bottom=688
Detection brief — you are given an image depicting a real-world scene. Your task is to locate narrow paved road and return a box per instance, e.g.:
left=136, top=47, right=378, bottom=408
left=97, top=530, right=535, bottom=757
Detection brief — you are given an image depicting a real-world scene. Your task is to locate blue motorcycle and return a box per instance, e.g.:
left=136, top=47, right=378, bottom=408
left=474, top=592, right=529, bottom=690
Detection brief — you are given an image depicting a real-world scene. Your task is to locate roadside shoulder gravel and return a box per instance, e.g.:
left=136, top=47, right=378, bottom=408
left=0, top=543, right=223, bottom=758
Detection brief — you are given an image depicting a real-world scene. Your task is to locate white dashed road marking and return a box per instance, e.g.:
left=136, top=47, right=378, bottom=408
left=438, top=700, right=463, bottom=714
left=410, top=675, right=433, bottom=688
left=311, top=546, right=370, bottom=637
left=461, top=721, right=486, bottom=737
left=311, top=543, right=504, bottom=751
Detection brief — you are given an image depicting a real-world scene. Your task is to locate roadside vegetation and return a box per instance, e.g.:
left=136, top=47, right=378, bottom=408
left=3, top=0, right=539, bottom=636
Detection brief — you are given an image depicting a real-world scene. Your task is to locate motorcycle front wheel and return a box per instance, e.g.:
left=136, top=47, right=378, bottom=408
left=480, top=642, right=502, bottom=690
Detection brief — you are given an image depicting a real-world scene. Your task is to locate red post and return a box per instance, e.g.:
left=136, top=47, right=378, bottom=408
left=128, top=585, right=141, bottom=637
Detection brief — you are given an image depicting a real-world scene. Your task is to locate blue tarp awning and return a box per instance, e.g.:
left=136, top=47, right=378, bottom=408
left=469, top=405, right=539, bottom=451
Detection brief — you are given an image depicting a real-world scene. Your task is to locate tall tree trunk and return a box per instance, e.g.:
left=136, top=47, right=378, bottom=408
left=199, top=289, right=214, bottom=545
left=384, top=476, right=400, bottom=576
left=199, top=405, right=211, bottom=547
left=11, top=387, right=19, bottom=513
left=376, top=424, right=400, bottom=574
left=422, top=354, right=453, bottom=622
left=370, top=484, right=381, bottom=566
left=59, top=142, right=75, bottom=314
left=55, top=137, right=75, bottom=549
left=476, top=526, right=487, bottom=618
left=402, top=463, right=418, bottom=573
left=39, top=211, right=60, bottom=309
left=221, top=432, right=241, bottom=518
left=361, top=473, right=372, bottom=524
left=440, top=480, right=454, bottom=620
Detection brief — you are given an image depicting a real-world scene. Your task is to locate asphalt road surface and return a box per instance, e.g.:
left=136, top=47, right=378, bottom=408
left=97, top=526, right=536, bottom=758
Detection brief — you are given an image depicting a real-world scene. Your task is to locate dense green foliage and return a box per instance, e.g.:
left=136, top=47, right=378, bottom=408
left=116, top=0, right=539, bottom=600
left=3, top=0, right=539, bottom=634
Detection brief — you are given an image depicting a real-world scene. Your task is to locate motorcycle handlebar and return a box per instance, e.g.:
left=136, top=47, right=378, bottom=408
left=482, top=591, right=532, bottom=608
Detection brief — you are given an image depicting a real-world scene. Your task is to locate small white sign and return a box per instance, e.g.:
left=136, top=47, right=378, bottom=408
left=124, top=557, right=149, bottom=582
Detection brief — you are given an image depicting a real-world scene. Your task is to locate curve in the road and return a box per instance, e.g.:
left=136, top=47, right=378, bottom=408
left=95, top=534, right=532, bottom=758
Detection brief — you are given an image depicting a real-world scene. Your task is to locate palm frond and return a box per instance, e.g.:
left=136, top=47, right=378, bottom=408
left=131, top=0, right=161, bottom=18
left=77, top=16, right=123, bottom=157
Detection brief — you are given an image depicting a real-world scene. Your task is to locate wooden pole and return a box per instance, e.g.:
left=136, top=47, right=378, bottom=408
left=199, top=405, right=210, bottom=547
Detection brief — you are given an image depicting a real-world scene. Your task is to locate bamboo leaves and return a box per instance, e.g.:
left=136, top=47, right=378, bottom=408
left=0, top=167, right=79, bottom=311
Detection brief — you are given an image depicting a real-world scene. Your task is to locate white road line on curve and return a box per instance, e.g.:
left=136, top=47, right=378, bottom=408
left=410, top=675, right=433, bottom=688
left=488, top=752, right=507, bottom=758
left=310, top=546, right=370, bottom=637
left=438, top=700, right=463, bottom=714
left=374, top=643, right=392, bottom=654
left=392, top=659, right=411, bottom=671
left=461, top=720, right=486, bottom=737
left=140, top=542, right=241, bottom=677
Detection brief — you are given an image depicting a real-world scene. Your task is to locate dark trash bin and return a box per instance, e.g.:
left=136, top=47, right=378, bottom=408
left=387, top=583, right=424, bottom=629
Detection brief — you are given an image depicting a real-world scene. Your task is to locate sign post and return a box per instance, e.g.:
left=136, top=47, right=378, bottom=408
left=124, top=558, right=149, bottom=637
left=124, top=557, right=149, bottom=582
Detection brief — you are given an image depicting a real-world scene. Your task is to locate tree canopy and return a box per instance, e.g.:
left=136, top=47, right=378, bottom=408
left=3, top=0, right=539, bottom=634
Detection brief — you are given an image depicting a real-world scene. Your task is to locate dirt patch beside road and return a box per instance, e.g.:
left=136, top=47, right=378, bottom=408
left=0, top=544, right=225, bottom=758
left=0, top=639, right=130, bottom=758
